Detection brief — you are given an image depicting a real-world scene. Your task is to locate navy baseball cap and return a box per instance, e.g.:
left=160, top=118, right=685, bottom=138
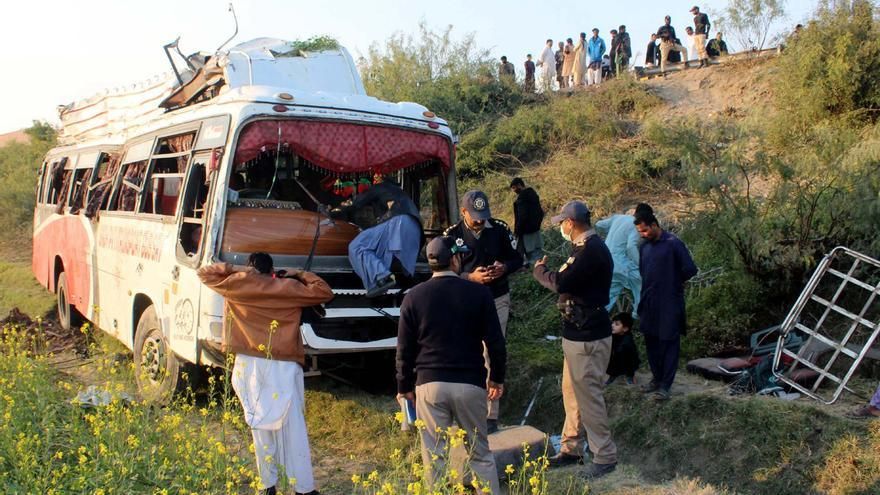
left=460, top=190, right=492, bottom=221
left=551, top=201, right=591, bottom=224
left=426, top=236, right=469, bottom=266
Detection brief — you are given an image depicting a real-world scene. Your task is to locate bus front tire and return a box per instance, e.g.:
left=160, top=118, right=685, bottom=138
left=56, top=272, right=82, bottom=331
left=133, top=305, right=182, bottom=404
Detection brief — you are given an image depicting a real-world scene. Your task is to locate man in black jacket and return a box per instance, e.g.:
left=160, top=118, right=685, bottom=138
left=646, top=33, right=660, bottom=67
left=396, top=236, right=506, bottom=494
left=657, top=15, right=688, bottom=73
left=445, top=190, right=523, bottom=432
left=706, top=32, right=729, bottom=57
left=510, top=177, right=544, bottom=265
left=533, top=200, right=618, bottom=480
left=690, top=5, right=712, bottom=68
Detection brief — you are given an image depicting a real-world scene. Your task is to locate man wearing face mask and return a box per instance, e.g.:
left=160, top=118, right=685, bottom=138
left=533, top=201, right=618, bottom=480
left=444, top=190, right=523, bottom=433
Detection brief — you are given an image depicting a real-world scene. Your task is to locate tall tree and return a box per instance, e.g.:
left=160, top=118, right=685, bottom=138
left=717, top=0, right=787, bottom=51
left=359, top=22, right=522, bottom=135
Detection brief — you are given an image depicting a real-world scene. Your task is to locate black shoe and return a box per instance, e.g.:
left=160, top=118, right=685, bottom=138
left=547, top=452, right=584, bottom=468
left=262, top=487, right=276, bottom=495
left=652, top=388, right=671, bottom=401
left=605, top=375, right=619, bottom=386
left=580, top=462, right=617, bottom=479
left=641, top=381, right=660, bottom=393
left=296, top=491, right=320, bottom=495
left=366, top=275, right=396, bottom=298
left=487, top=419, right=499, bottom=434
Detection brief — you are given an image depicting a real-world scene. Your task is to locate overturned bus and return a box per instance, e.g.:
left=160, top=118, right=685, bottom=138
left=32, top=38, right=458, bottom=400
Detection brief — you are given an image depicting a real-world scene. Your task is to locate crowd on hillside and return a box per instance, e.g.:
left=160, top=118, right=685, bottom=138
left=497, top=5, right=732, bottom=92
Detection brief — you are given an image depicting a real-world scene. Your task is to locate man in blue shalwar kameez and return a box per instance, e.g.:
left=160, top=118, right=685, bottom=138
left=335, top=176, right=422, bottom=298
left=634, top=204, right=697, bottom=400
left=595, top=210, right=641, bottom=316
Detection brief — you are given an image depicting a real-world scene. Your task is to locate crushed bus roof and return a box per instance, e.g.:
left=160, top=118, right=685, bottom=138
left=57, top=38, right=447, bottom=146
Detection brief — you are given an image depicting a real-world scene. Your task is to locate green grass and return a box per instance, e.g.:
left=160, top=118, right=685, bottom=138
left=0, top=259, right=54, bottom=318
left=609, top=390, right=880, bottom=495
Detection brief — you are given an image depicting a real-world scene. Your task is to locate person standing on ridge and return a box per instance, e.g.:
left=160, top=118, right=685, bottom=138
left=608, top=29, right=619, bottom=75
left=538, top=39, right=558, bottom=91
left=690, top=5, right=712, bottom=68
left=572, top=32, right=588, bottom=87
left=615, top=25, right=632, bottom=75
left=587, top=28, right=606, bottom=86
left=684, top=26, right=698, bottom=62
left=555, top=40, right=567, bottom=89
left=646, top=33, right=660, bottom=67
left=562, top=38, right=575, bottom=88
left=524, top=54, right=536, bottom=92
left=498, top=56, right=516, bottom=81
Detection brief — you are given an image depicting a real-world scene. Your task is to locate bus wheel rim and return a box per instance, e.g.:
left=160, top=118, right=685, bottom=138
left=141, top=332, right=166, bottom=383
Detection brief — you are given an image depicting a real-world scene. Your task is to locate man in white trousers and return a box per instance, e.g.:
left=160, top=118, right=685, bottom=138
left=587, top=28, right=606, bottom=86
left=538, top=39, right=557, bottom=91
left=199, top=252, right=334, bottom=495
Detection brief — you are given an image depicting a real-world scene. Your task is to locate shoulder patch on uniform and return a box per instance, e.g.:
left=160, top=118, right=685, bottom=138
left=443, top=222, right=462, bottom=236
left=559, top=256, right=575, bottom=272
left=490, top=218, right=510, bottom=229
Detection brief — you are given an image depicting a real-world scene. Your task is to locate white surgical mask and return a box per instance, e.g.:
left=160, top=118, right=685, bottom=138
left=560, top=222, right=572, bottom=242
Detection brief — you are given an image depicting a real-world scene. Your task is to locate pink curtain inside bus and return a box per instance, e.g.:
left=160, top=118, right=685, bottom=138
left=233, top=120, right=451, bottom=175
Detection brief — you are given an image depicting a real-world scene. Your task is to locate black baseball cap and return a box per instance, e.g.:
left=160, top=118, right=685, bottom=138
left=551, top=201, right=591, bottom=224
left=426, top=236, right=469, bottom=266
left=460, top=190, right=492, bottom=221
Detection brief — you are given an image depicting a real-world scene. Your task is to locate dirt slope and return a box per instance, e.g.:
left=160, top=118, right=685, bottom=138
left=0, top=130, right=28, bottom=147
left=644, top=58, right=777, bottom=120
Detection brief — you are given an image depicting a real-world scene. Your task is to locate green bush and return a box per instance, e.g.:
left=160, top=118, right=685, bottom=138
left=0, top=122, right=55, bottom=260
left=770, top=0, right=880, bottom=145
left=360, top=22, right=524, bottom=136
left=683, top=270, right=766, bottom=358
left=457, top=78, right=661, bottom=177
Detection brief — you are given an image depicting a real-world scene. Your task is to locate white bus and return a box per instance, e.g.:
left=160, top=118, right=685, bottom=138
left=33, top=38, right=458, bottom=401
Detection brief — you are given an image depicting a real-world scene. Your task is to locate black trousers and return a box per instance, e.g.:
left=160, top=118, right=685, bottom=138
left=644, top=334, right=680, bottom=391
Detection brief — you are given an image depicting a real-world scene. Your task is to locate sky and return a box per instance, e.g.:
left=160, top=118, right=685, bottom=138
left=0, top=0, right=820, bottom=134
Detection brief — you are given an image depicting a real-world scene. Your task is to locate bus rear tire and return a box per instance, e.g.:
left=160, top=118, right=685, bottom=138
left=134, top=305, right=183, bottom=404
left=56, top=272, right=83, bottom=331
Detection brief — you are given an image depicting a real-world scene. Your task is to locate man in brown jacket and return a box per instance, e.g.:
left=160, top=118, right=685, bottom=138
left=198, top=252, right=333, bottom=495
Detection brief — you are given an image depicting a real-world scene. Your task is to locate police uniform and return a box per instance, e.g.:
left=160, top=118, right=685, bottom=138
left=446, top=191, right=523, bottom=423
left=533, top=201, right=618, bottom=470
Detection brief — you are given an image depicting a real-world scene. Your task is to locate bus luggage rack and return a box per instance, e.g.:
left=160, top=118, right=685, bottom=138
left=772, top=247, right=880, bottom=404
